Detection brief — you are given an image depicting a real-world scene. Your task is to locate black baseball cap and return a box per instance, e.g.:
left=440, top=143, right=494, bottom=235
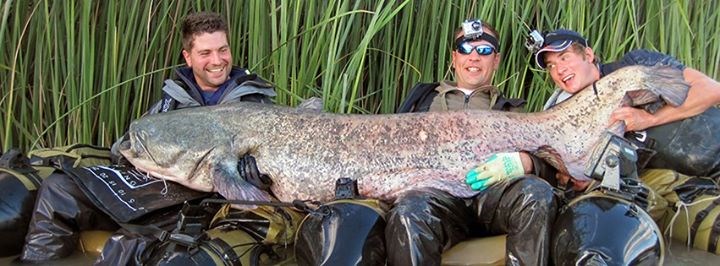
left=534, top=29, right=588, bottom=69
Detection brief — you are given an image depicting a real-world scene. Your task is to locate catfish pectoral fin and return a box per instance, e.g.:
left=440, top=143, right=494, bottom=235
left=212, top=161, right=274, bottom=210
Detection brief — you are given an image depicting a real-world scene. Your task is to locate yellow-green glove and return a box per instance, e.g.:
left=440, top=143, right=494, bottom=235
left=465, top=152, right=525, bottom=191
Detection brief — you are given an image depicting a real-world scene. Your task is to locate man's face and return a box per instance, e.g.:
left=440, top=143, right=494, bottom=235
left=451, top=31, right=500, bottom=90
left=182, top=31, right=232, bottom=92
left=543, top=46, right=600, bottom=94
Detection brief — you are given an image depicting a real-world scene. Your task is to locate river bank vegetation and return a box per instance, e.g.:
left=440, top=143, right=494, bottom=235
left=2, top=0, right=718, bottom=151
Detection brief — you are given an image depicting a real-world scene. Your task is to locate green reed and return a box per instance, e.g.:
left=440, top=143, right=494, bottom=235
left=1, top=0, right=719, bottom=151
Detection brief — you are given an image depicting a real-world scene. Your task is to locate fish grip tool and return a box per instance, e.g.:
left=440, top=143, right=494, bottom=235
left=584, top=132, right=650, bottom=209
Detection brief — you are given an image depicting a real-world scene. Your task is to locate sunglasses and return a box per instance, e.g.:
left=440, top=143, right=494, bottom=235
left=456, top=42, right=496, bottom=56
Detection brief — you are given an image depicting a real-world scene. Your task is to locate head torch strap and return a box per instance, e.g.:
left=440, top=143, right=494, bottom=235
left=455, top=34, right=499, bottom=52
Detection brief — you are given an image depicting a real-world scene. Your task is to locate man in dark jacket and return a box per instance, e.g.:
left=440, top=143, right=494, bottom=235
left=20, top=11, right=275, bottom=263
left=388, top=19, right=558, bottom=265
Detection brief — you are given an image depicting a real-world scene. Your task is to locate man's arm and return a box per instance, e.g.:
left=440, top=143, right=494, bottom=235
left=609, top=67, right=720, bottom=131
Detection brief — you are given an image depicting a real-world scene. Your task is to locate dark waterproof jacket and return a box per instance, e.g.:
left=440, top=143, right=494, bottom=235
left=149, top=67, right=275, bottom=113
left=397, top=82, right=526, bottom=113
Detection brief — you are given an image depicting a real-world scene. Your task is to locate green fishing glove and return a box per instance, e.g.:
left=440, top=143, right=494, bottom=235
left=465, top=152, right=525, bottom=191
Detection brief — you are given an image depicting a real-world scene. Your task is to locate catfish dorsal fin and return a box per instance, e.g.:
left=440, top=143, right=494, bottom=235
left=297, top=97, right=324, bottom=112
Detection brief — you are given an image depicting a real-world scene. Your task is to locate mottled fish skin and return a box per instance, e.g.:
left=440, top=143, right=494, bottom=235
left=119, top=66, right=688, bottom=204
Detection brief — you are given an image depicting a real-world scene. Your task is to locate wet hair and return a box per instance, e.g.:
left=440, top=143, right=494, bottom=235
left=181, top=12, right=229, bottom=51
left=568, top=42, right=588, bottom=56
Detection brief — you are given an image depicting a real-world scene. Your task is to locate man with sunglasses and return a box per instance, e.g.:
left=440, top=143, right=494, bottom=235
left=397, top=22, right=525, bottom=113
left=388, top=19, right=558, bottom=265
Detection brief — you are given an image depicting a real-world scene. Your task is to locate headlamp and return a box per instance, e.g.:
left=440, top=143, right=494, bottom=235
left=454, top=19, right=499, bottom=52
left=525, top=30, right=545, bottom=54
left=462, top=19, right=484, bottom=40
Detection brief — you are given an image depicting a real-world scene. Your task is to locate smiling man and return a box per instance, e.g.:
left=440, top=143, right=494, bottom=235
left=465, top=28, right=720, bottom=259
left=389, top=19, right=557, bottom=265
left=534, top=28, right=720, bottom=257
left=20, top=12, right=276, bottom=264
left=467, top=28, right=720, bottom=192
left=397, top=20, right=525, bottom=113
left=173, top=13, right=274, bottom=107
left=536, top=29, right=720, bottom=129
left=183, top=30, right=233, bottom=93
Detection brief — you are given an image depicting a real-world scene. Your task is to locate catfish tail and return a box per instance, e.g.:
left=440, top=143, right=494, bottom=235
left=629, top=66, right=689, bottom=113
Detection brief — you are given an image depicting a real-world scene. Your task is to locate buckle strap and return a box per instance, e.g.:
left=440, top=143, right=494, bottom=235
left=708, top=212, right=720, bottom=253
left=690, top=197, right=720, bottom=245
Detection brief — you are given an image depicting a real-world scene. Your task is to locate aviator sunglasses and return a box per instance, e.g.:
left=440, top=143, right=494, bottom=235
left=456, top=42, right=496, bottom=56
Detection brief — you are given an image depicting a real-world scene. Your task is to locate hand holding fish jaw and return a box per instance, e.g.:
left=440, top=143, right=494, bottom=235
left=557, top=172, right=591, bottom=191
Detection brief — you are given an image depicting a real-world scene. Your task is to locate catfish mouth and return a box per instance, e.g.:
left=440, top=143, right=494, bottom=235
left=118, top=131, right=148, bottom=161
left=118, top=131, right=214, bottom=184
left=117, top=132, right=177, bottom=181
left=118, top=131, right=162, bottom=175
left=118, top=137, right=135, bottom=158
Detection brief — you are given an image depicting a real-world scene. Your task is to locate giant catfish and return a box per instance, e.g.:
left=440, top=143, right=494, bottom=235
left=118, top=66, right=688, bottom=204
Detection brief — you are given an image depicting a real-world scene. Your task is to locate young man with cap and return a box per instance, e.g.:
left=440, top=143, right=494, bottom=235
left=537, top=29, right=720, bottom=126
left=467, top=28, right=720, bottom=255
left=467, top=28, right=720, bottom=191
left=387, top=19, right=558, bottom=265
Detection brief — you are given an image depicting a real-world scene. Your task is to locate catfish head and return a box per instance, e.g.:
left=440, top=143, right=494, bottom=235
left=118, top=108, right=274, bottom=206
left=118, top=127, right=217, bottom=191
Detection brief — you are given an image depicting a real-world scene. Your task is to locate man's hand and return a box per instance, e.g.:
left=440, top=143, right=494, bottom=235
left=466, top=152, right=525, bottom=191
left=608, top=107, right=657, bottom=131
left=556, top=172, right=590, bottom=191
